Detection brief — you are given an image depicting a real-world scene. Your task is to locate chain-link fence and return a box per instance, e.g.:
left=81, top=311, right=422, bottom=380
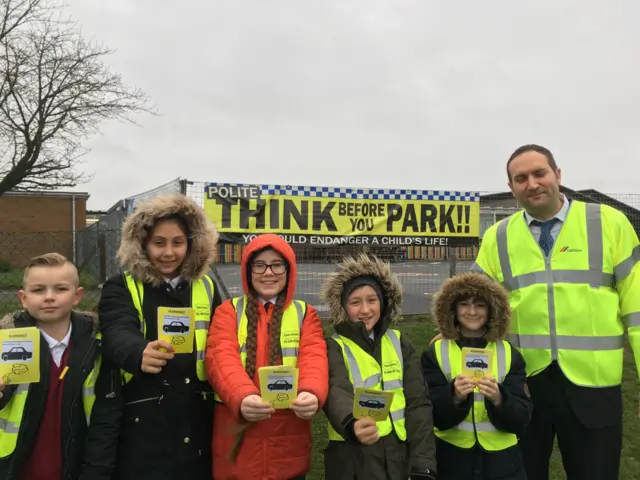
left=1, top=179, right=638, bottom=316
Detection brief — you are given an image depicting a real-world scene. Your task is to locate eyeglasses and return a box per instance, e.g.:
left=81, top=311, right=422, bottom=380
left=251, top=262, right=287, bottom=275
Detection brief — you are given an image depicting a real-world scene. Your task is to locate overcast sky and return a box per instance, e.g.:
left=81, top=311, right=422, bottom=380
left=63, top=0, right=640, bottom=211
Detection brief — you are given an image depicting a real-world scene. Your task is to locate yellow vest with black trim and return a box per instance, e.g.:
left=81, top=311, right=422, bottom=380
left=433, top=339, right=516, bottom=451
left=213, top=296, right=307, bottom=403
left=0, top=334, right=102, bottom=458
left=473, top=200, right=640, bottom=387
left=327, top=329, right=407, bottom=441
left=122, top=272, right=214, bottom=383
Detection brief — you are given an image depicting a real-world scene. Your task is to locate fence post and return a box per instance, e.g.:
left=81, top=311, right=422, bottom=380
left=448, top=247, right=457, bottom=278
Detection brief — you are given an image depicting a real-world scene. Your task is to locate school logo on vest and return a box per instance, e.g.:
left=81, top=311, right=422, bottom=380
left=559, top=245, right=582, bottom=252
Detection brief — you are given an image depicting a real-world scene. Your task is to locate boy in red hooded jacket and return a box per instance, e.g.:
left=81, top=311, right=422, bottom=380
left=206, top=234, right=328, bottom=479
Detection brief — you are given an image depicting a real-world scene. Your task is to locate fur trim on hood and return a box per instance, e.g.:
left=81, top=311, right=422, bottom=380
left=118, top=193, right=219, bottom=286
left=321, top=253, right=402, bottom=326
left=0, top=310, right=99, bottom=331
left=432, top=272, right=510, bottom=342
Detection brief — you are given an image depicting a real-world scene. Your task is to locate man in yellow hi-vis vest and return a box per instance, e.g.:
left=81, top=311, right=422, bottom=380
left=473, top=144, right=640, bottom=480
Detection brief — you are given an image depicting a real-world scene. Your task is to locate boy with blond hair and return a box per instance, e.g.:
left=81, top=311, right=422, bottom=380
left=0, top=253, right=120, bottom=479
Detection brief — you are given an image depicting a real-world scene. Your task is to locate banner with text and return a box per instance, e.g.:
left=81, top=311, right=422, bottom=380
left=203, top=183, right=480, bottom=247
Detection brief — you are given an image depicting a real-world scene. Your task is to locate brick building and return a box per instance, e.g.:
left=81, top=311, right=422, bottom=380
left=0, top=191, right=89, bottom=267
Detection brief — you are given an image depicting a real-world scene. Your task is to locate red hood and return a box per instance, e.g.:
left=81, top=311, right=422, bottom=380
left=241, top=234, right=297, bottom=307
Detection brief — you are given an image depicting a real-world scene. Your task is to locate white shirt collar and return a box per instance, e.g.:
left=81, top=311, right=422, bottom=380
left=40, top=323, right=72, bottom=349
left=259, top=296, right=277, bottom=305
left=524, top=194, right=570, bottom=225
left=165, top=276, right=182, bottom=288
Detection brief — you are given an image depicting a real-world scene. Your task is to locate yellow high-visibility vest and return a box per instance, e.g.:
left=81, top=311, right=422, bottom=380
left=433, top=339, right=517, bottom=451
left=123, top=272, right=214, bottom=383
left=0, top=333, right=102, bottom=458
left=213, top=296, right=306, bottom=403
left=327, top=329, right=407, bottom=441
left=474, top=201, right=640, bottom=386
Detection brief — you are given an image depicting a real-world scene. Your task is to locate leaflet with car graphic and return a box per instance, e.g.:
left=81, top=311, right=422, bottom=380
left=157, top=307, right=195, bottom=354
left=0, top=327, right=40, bottom=384
left=353, top=387, right=394, bottom=422
left=461, top=347, right=494, bottom=382
left=258, top=366, right=298, bottom=409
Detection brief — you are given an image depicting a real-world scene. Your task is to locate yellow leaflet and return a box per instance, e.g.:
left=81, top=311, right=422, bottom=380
left=258, top=366, right=298, bottom=409
left=353, top=387, right=394, bottom=422
left=157, top=307, right=195, bottom=354
left=461, top=347, right=494, bottom=384
left=0, top=327, right=40, bottom=385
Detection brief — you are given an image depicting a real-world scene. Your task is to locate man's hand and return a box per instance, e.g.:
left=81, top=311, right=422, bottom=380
left=354, top=417, right=379, bottom=445
left=240, top=394, right=274, bottom=422
left=290, top=392, right=319, bottom=420
left=453, top=375, right=475, bottom=403
left=478, top=376, right=502, bottom=407
left=141, top=340, right=174, bottom=374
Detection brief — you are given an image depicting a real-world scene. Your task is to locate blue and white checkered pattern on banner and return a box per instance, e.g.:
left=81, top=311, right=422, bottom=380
left=206, top=183, right=479, bottom=202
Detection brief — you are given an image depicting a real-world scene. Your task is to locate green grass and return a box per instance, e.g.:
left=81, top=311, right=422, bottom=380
left=308, top=315, right=640, bottom=480
left=0, top=269, right=99, bottom=289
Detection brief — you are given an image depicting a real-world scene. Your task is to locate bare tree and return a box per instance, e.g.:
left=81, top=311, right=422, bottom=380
left=0, top=0, right=153, bottom=195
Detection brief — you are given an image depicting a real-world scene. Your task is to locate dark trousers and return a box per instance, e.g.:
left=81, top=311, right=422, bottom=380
left=519, top=363, right=622, bottom=480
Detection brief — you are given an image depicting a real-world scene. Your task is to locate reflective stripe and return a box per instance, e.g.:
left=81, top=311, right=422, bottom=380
left=196, top=350, right=205, bottom=361
left=586, top=203, right=604, bottom=280
left=195, top=321, right=209, bottom=330
left=474, top=392, right=484, bottom=402
left=440, top=339, right=451, bottom=381
left=294, top=301, right=304, bottom=328
left=386, top=330, right=403, bottom=372
left=470, top=262, right=488, bottom=275
left=457, top=421, right=497, bottom=433
left=624, top=312, right=640, bottom=328
left=501, top=270, right=613, bottom=291
left=615, top=245, right=640, bottom=284
left=384, top=379, right=403, bottom=390
left=239, top=344, right=246, bottom=353
left=203, top=276, right=213, bottom=307
left=496, top=341, right=507, bottom=383
left=508, top=334, right=624, bottom=351
left=236, top=296, right=245, bottom=328
left=0, top=418, right=20, bottom=434
left=389, top=409, right=405, bottom=421
left=281, top=348, right=299, bottom=357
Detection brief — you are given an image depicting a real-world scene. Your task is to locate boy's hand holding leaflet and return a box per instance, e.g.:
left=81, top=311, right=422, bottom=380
left=290, top=392, right=318, bottom=420
left=141, top=340, right=174, bottom=374
left=354, top=417, right=379, bottom=445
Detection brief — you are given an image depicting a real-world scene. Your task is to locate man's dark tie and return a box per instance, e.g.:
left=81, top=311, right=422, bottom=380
left=533, top=218, right=558, bottom=256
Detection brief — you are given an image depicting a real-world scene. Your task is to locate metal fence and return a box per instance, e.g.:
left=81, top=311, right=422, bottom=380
left=1, top=179, right=639, bottom=316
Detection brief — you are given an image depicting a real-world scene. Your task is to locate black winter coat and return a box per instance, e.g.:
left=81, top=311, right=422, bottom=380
left=0, top=310, right=120, bottom=480
left=421, top=336, right=532, bottom=480
left=98, top=273, right=222, bottom=480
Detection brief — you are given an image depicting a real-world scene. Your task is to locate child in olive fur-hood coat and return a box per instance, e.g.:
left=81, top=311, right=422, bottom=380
left=322, top=254, right=437, bottom=480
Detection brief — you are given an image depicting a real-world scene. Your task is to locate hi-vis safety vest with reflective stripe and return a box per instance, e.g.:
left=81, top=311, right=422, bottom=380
left=327, top=330, right=407, bottom=441
left=433, top=339, right=517, bottom=451
left=123, top=272, right=214, bottom=383
left=0, top=335, right=102, bottom=457
left=213, top=296, right=306, bottom=403
left=474, top=200, right=640, bottom=387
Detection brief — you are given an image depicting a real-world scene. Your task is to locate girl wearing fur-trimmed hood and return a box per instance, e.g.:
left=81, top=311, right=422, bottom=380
left=420, top=272, right=532, bottom=480
left=321, top=254, right=437, bottom=480
left=97, top=193, right=222, bottom=480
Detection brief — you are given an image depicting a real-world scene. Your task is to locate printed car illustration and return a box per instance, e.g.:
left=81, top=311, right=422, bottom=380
left=466, top=358, right=489, bottom=369
left=267, top=379, right=292, bottom=391
left=1, top=346, right=32, bottom=362
left=163, top=321, right=189, bottom=333
left=359, top=399, right=385, bottom=409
